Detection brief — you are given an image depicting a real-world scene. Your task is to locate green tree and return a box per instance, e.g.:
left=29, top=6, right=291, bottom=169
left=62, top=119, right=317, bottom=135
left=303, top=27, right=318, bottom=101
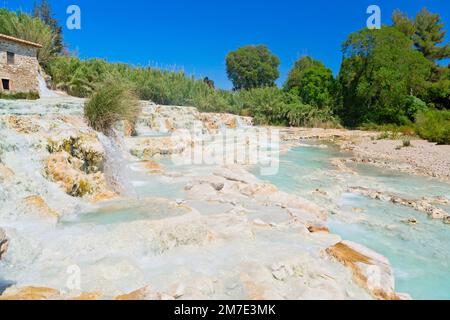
left=338, top=27, right=432, bottom=127
left=226, top=45, right=280, bottom=90
left=0, top=9, right=56, bottom=66
left=392, top=10, right=415, bottom=38
left=414, top=8, right=450, bottom=61
left=284, top=56, right=335, bottom=108
left=426, top=65, right=450, bottom=109
left=33, top=0, right=64, bottom=54
left=394, top=8, right=450, bottom=62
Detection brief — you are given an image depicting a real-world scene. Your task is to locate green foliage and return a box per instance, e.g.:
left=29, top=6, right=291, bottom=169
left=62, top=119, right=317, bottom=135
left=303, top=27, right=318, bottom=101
left=226, top=45, right=280, bottom=90
left=338, top=27, right=432, bottom=127
left=84, top=80, right=141, bottom=134
left=392, top=10, right=415, bottom=38
left=414, top=8, right=450, bottom=61
left=425, top=66, right=450, bottom=109
left=0, top=91, right=40, bottom=100
left=48, top=57, right=233, bottom=113
left=32, top=0, right=64, bottom=54
left=402, top=138, right=412, bottom=147
left=0, top=9, right=57, bottom=66
left=234, top=87, right=339, bottom=128
left=393, top=8, right=450, bottom=62
left=415, top=109, right=450, bottom=144
left=393, top=8, right=450, bottom=109
left=284, top=56, right=336, bottom=108
left=404, top=96, right=429, bottom=120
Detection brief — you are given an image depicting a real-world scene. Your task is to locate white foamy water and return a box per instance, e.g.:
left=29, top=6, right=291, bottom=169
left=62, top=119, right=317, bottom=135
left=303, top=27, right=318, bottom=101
left=97, top=131, right=137, bottom=197
left=38, top=73, right=60, bottom=98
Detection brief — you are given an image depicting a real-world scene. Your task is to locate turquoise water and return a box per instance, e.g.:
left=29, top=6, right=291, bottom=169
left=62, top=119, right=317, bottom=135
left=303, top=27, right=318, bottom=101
left=253, top=142, right=450, bottom=300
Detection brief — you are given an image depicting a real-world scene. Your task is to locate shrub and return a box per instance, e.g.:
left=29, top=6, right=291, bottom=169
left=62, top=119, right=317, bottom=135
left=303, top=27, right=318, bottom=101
left=84, top=80, right=140, bottom=134
left=235, top=87, right=289, bottom=125
left=0, top=91, right=40, bottom=100
left=415, top=109, right=450, bottom=144
left=402, top=138, right=411, bottom=147
left=233, top=87, right=340, bottom=128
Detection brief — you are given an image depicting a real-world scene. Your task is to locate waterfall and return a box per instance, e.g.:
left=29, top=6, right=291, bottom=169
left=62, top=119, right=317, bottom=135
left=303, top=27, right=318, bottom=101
left=158, top=117, right=169, bottom=133
left=97, top=130, right=136, bottom=197
left=38, top=73, right=59, bottom=98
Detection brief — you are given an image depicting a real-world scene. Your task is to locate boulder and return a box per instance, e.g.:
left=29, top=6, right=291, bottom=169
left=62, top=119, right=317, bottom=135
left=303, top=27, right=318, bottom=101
left=47, top=133, right=105, bottom=173
left=307, top=225, right=330, bottom=234
left=129, top=136, right=186, bottom=159
left=22, top=195, right=60, bottom=223
left=0, top=163, right=14, bottom=183
left=45, top=151, right=110, bottom=198
left=0, top=286, right=60, bottom=300
left=326, top=241, right=409, bottom=300
left=0, top=228, right=8, bottom=260
left=115, top=285, right=152, bottom=300
left=141, top=160, right=162, bottom=174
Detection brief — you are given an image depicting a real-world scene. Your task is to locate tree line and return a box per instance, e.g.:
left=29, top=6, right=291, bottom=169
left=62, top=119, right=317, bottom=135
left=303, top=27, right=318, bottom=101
left=1, top=3, right=449, bottom=143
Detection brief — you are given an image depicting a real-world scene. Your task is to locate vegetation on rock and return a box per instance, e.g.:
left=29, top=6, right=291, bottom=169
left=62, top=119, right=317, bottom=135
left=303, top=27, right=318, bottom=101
left=84, top=80, right=141, bottom=134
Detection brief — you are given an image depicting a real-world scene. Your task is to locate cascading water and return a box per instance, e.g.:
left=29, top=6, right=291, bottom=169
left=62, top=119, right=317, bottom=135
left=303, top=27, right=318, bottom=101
left=97, top=130, right=136, bottom=197
left=157, top=117, right=169, bottom=133
left=37, top=73, right=59, bottom=98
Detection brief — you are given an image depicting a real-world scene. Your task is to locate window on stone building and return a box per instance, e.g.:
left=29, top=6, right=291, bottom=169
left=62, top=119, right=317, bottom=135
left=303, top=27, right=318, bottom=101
left=1, top=79, right=10, bottom=91
left=7, top=52, right=15, bottom=65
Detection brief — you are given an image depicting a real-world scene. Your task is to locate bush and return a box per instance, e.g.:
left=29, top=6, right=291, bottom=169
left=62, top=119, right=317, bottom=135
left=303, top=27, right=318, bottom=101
left=0, top=91, right=40, bottom=100
left=233, top=87, right=340, bottom=128
left=415, top=109, right=450, bottom=144
left=84, top=80, right=140, bottom=134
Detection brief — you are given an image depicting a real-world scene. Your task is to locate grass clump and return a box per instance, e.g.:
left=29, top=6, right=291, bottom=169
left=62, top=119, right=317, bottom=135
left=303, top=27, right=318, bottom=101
left=415, top=110, right=450, bottom=145
left=84, top=80, right=140, bottom=135
left=0, top=91, right=40, bottom=100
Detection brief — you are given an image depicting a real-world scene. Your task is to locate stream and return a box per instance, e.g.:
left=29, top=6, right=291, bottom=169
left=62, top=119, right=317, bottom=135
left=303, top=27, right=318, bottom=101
left=253, top=141, right=450, bottom=300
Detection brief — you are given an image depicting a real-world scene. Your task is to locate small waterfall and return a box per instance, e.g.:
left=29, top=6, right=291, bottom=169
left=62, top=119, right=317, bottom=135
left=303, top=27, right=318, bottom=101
left=158, top=117, right=169, bottom=133
left=38, top=73, right=59, bottom=98
left=97, top=131, right=136, bottom=197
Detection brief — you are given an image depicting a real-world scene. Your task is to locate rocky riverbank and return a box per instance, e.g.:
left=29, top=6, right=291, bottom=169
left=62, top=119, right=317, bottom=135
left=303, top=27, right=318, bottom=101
left=278, top=127, right=450, bottom=183
left=0, top=98, right=412, bottom=300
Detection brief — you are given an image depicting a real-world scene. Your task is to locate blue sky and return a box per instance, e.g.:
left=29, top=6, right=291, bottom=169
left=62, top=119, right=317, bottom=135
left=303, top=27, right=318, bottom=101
left=3, top=0, right=450, bottom=89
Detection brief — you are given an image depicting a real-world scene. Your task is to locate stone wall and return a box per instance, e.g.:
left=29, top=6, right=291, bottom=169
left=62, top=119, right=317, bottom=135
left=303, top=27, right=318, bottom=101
left=0, top=40, right=39, bottom=93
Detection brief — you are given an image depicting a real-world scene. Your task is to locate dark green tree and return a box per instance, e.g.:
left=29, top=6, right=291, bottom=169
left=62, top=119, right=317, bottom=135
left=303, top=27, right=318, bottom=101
left=392, top=10, right=415, bottom=38
left=33, top=0, right=64, bottom=54
left=394, top=8, right=450, bottom=62
left=338, top=27, right=432, bottom=127
left=284, top=56, right=335, bottom=108
left=226, top=45, right=280, bottom=90
left=414, top=8, right=450, bottom=61
left=426, top=65, right=450, bottom=109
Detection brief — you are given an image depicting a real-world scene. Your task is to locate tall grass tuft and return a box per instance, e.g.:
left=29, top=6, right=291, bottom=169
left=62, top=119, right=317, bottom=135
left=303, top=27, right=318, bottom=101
left=84, top=80, right=140, bottom=135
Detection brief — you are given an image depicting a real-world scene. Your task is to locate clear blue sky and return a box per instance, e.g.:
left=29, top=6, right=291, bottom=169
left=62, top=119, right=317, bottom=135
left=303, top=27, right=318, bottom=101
left=3, top=0, right=450, bottom=89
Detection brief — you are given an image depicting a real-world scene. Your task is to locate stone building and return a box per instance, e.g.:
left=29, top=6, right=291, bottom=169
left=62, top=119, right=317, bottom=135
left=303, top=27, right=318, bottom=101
left=0, top=33, right=42, bottom=94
